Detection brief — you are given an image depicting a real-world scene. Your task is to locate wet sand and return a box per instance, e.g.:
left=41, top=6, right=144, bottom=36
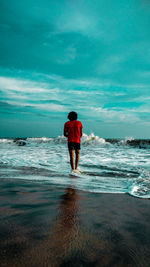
left=0, top=178, right=150, bottom=267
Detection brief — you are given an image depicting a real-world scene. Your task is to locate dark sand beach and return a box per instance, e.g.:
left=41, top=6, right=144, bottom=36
left=1, top=178, right=150, bottom=267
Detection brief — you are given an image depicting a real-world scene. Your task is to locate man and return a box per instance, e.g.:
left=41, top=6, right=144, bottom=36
left=64, top=111, right=83, bottom=171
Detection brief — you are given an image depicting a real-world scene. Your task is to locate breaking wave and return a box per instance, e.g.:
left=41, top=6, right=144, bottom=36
left=1, top=133, right=150, bottom=148
left=82, top=133, right=106, bottom=145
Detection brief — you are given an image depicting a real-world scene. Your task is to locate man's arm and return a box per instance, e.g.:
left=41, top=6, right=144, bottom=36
left=80, top=127, right=83, bottom=137
left=64, top=124, right=68, bottom=137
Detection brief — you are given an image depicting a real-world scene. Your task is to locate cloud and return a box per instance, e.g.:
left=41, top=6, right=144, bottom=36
left=6, top=101, right=66, bottom=112
left=0, top=101, right=13, bottom=108
left=55, top=46, right=77, bottom=64
left=0, top=77, right=48, bottom=93
left=91, top=107, right=140, bottom=123
left=0, top=75, right=68, bottom=113
left=0, top=0, right=150, bottom=138
left=1, top=0, right=150, bottom=83
left=55, top=12, right=97, bottom=37
left=97, top=55, right=125, bottom=75
left=0, top=68, right=150, bottom=127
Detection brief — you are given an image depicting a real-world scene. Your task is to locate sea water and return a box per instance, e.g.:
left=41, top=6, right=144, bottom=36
left=0, top=133, right=150, bottom=198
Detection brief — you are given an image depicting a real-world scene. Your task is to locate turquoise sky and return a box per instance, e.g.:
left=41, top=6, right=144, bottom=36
left=0, top=0, right=150, bottom=138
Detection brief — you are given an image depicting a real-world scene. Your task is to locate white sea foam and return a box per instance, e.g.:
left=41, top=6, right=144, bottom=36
left=129, top=169, right=150, bottom=198
left=27, top=135, right=67, bottom=144
left=0, top=138, right=13, bottom=143
left=27, top=137, right=53, bottom=142
left=27, top=134, right=106, bottom=146
left=119, top=137, right=134, bottom=145
left=82, top=133, right=106, bottom=145
left=0, top=134, right=150, bottom=198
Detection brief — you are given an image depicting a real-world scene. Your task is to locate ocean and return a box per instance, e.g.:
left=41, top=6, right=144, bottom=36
left=0, top=133, right=150, bottom=199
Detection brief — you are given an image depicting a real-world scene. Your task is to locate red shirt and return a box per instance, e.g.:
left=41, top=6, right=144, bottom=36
left=64, top=120, right=83, bottom=143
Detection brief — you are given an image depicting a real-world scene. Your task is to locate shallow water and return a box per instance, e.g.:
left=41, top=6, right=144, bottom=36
left=0, top=133, right=150, bottom=198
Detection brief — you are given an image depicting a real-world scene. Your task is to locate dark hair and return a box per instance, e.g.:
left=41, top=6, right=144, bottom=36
left=68, top=111, right=78, bottom=121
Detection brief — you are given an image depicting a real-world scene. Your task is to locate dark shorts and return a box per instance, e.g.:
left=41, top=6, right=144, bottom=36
left=68, top=142, right=80, bottom=150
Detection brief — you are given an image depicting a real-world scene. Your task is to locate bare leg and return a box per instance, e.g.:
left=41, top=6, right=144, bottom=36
left=75, top=150, right=80, bottom=170
left=69, top=150, right=75, bottom=170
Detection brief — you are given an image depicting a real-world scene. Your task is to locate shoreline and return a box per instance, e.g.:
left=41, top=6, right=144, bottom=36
left=1, top=178, right=150, bottom=266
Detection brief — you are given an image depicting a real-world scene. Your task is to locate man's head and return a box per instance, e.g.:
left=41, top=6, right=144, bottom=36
left=68, top=111, right=78, bottom=121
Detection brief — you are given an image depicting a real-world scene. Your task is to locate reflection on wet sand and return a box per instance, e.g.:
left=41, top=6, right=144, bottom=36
left=1, top=179, right=150, bottom=266
left=44, top=186, right=81, bottom=264
left=59, top=187, right=80, bottom=230
left=25, top=185, right=107, bottom=266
